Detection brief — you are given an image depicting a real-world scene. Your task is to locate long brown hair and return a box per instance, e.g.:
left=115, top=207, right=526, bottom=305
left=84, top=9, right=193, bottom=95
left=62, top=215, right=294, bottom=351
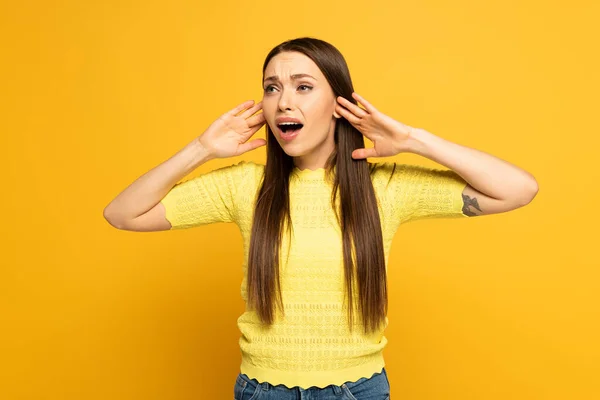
left=247, top=37, right=387, bottom=335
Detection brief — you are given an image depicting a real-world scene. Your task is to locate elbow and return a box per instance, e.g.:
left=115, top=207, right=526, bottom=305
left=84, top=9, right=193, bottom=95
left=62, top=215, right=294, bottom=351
left=517, top=176, right=539, bottom=207
left=103, top=205, right=125, bottom=230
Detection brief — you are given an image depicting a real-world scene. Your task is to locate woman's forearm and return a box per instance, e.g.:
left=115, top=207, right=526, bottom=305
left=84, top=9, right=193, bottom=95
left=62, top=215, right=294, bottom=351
left=407, top=128, right=539, bottom=204
left=103, top=138, right=213, bottom=225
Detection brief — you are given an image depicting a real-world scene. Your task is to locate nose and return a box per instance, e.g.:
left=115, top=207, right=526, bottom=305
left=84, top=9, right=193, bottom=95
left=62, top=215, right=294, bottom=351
left=277, top=88, right=294, bottom=111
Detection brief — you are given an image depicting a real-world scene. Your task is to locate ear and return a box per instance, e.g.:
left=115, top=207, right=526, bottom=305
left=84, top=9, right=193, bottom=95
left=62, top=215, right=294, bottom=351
left=333, top=103, right=341, bottom=119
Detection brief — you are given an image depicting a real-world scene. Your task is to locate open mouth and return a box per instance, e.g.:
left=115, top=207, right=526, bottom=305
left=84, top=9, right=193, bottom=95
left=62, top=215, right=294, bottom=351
left=277, top=123, right=304, bottom=134
left=277, top=122, right=304, bottom=141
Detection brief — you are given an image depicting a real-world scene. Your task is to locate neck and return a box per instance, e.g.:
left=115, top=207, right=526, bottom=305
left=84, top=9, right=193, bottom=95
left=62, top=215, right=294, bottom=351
left=292, top=146, right=335, bottom=171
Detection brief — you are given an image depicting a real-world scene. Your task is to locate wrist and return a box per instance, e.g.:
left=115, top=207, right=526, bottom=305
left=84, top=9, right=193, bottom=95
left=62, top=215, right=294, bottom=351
left=187, top=137, right=215, bottom=166
left=404, top=128, right=439, bottom=157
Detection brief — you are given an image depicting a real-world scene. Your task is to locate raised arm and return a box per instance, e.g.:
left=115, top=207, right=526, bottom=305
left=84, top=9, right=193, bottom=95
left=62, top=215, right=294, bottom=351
left=103, top=99, right=266, bottom=232
left=103, top=139, right=213, bottom=231
left=335, top=92, right=539, bottom=217
left=406, top=128, right=539, bottom=216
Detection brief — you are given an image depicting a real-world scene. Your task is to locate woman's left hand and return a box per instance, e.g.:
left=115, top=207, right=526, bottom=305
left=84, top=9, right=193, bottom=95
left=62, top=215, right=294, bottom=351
left=336, top=92, right=418, bottom=159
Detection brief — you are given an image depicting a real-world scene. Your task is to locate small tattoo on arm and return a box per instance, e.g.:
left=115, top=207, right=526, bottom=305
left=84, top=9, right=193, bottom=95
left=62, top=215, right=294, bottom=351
left=462, top=194, right=482, bottom=216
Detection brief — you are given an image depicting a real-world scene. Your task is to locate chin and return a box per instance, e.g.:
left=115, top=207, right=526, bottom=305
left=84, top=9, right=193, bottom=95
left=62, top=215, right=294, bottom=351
left=278, top=144, right=305, bottom=157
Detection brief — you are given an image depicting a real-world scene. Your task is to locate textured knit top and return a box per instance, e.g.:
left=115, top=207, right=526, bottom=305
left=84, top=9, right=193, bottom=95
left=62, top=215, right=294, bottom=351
left=159, top=160, right=468, bottom=389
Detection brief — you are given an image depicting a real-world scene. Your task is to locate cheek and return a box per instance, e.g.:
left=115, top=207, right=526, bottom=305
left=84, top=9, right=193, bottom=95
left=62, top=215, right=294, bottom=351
left=311, top=100, right=335, bottom=122
left=302, top=96, right=331, bottom=120
left=261, top=99, right=275, bottom=124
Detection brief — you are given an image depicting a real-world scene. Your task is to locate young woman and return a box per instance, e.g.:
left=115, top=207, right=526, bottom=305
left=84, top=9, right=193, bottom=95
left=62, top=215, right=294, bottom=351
left=104, top=37, right=538, bottom=400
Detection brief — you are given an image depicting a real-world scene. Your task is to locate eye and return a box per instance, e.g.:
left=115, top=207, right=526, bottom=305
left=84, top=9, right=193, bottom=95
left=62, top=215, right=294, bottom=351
left=263, top=84, right=313, bottom=93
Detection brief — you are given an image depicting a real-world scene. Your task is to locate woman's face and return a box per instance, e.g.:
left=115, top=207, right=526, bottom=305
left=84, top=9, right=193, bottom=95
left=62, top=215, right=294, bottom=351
left=262, top=51, right=341, bottom=168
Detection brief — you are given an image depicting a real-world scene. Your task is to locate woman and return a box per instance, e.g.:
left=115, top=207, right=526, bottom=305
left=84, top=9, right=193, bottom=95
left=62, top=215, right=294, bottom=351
left=104, top=37, right=538, bottom=400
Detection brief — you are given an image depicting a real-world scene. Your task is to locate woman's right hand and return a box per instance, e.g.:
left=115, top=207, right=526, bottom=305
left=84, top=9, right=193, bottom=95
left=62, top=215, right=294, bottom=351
left=197, top=100, right=267, bottom=159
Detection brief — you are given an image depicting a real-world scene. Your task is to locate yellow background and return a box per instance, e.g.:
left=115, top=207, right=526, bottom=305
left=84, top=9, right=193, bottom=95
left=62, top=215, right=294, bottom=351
left=1, top=0, right=598, bottom=399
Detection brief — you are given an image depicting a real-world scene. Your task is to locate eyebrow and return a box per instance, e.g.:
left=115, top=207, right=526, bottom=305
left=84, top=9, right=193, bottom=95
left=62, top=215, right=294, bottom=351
left=263, top=73, right=317, bottom=83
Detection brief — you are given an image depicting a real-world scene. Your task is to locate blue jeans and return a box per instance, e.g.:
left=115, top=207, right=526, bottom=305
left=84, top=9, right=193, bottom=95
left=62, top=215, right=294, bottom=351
left=234, top=367, right=390, bottom=399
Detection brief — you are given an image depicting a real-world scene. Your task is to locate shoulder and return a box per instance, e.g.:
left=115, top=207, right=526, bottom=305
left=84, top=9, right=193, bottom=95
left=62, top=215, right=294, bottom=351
left=213, top=159, right=264, bottom=183
left=369, top=161, right=457, bottom=181
left=226, top=160, right=265, bottom=200
left=234, top=160, right=265, bottom=182
left=368, top=161, right=465, bottom=199
left=368, top=161, right=412, bottom=183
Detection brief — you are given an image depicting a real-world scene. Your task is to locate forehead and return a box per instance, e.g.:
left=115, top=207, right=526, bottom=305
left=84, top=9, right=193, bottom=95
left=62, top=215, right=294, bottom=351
left=264, top=51, right=322, bottom=79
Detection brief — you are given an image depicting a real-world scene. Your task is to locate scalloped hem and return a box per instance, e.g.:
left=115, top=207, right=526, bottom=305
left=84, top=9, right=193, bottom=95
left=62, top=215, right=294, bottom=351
left=239, top=352, right=385, bottom=390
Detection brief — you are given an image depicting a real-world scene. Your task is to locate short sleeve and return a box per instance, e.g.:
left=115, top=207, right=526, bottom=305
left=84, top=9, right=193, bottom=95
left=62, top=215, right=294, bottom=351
left=159, top=160, right=249, bottom=229
left=373, top=162, right=469, bottom=225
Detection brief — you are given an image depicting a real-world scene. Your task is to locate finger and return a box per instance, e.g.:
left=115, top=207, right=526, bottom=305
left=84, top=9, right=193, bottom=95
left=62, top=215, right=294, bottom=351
left=337, top=96, right=368, bottom=118
left=240, top=101, right=262, bottom=119
left=246, top=112, right=265, bottom=128
left=351, top=92, right=377, bottom=114
left=238, top=138, right=267, bottom=154
left=352, top=147, right=378, bottom=159
left=224, top=100, right=255, bottom=117
left=336, top=104, right=362, bottom=125
left=246, top=118, right=266, bottom=137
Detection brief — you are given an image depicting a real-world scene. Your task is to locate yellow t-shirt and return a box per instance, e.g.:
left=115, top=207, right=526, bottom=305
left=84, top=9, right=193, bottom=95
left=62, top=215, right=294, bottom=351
left=159, top=160, right=468, bottom=389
